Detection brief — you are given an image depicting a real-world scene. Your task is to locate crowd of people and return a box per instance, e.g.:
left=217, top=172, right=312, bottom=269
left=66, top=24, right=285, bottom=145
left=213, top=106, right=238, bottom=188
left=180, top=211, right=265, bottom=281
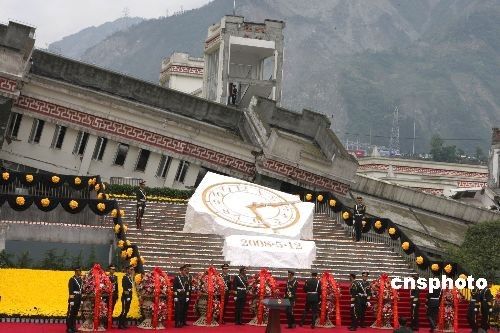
left=66, top=263, right=499, bottom=332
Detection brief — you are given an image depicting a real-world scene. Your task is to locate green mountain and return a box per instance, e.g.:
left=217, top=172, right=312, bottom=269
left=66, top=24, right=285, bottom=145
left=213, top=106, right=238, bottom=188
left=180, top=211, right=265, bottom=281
left=53, top=0, right=500, bottom=153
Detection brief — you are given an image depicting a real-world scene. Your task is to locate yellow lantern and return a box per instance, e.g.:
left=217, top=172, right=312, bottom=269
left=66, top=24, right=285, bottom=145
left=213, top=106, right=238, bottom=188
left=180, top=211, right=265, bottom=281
left=120, top=250, right=127, bottom=259
left=74, top=177, right=82, bottom=185
left=125, top=240, right=131, bottom=246
left=374, top=220, right=382, bottom=229
left=130, top=257, right=138, bottom=267
left=69, top=200, right=78, bottom=209
left=388, top=227, right=396, bottom=235
left=317, top=195, right=324, bottom=202
left=123, top=224, right=128, bottom=233
left=120, top=209, right=125, bottom=217
left=114, top=224, right=121, bottom=234
left=416, top=256, right=424, bottom=265
left=88, top=178, right=95, bottom=186
left=126, top=248, right=133, bottom=257
left=459, top=274, right=467, bottom=280
left=40, top=198, right=50, bottom=207
left=25, top=174, right=34, bottom=183
left=51, top=175, right=60, bottom=184
left=305, top=193, right=312, bottom=201
left=2, top=172, right=9, bottom=180
left=444, top=264, right=453, bottom=274
left=16, top=196, right=25, bottom=206
left=134, top=274, right=142, bottom=284
left=402, top=242, right=410, bottom=251
left=431, top=263, right=440, bottom=272
left=329, top=199, right=336, bottom=207
left=117, top=240, right=125, bottom=248
left=111, top=209, right=118, bottom=217
left=97, top=203, right=106, bottom=212
left=140, top=256, right=145, bottom=264
left=342, top=211, right=350, bottom=220
left=94, top=183, right=100, bottom=191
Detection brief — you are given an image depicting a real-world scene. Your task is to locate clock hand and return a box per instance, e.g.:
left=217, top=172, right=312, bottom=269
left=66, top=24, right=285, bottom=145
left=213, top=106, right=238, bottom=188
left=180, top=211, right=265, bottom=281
left=246, top=203, right=275, bottom=232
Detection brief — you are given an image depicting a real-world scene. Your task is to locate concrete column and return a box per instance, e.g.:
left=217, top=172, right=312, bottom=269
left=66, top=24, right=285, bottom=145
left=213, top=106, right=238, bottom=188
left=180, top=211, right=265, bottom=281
left=183, top=163, right=201, bottom=187
left=163, top=158, right=181, bottom=188
left=78, top=135, right=98, bottom=175
left=0, top=225, right=8, bottom=251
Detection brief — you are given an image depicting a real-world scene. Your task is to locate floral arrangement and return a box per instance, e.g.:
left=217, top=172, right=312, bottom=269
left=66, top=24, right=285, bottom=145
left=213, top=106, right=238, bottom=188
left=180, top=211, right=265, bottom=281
left=135, top=267, right=173, bottom=328
left=370, top=273, right=399, bottom=329
left=81, top=264, right=114, bottom=330
left=194, top=266, right=226, bottom=326
left=437, top=288, right=460, bottom=333
left=318, top=271, right=341, bottom=327
left=247, top=269, right=279, bottom=325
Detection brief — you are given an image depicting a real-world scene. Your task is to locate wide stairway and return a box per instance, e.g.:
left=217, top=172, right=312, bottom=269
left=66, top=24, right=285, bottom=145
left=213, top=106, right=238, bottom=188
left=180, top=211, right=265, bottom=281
left=114, top=200, right=469, bottom=328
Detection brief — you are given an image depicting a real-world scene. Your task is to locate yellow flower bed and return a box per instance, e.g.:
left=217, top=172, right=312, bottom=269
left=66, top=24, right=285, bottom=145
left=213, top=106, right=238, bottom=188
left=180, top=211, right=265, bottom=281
left=0, top=269, right=140, bottom=318
left=108, top=194, right=188, bottom=203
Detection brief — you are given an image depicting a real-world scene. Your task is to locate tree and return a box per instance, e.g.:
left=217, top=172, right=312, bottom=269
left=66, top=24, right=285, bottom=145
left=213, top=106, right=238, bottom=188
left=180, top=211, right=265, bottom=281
left=0, top=250, right=14, bottom=268
left=16, top=250, right=33, bottom=268
left=429, top=134, right=458, bottom=163
left=41, top=249, right=60, bottom=270
left=86, top=245, right=97, bottom=268
left=475, top=146, right=486, bottom=162
left=447, top=220, right=500, bottom=283
left=71, top=251, right=83, bottom=269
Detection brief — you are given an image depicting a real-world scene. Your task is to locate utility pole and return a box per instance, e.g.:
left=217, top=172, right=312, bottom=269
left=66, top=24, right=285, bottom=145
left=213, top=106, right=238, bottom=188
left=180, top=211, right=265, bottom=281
left=389, top=105, right=400, bottom=157
left=233, top=0, right=236, bottom=15
left=412, top=112, right=416, bottom=155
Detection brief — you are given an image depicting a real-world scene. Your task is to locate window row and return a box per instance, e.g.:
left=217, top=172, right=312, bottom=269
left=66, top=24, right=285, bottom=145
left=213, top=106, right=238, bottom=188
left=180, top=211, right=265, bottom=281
left=6, top=113, right=190, bottom=182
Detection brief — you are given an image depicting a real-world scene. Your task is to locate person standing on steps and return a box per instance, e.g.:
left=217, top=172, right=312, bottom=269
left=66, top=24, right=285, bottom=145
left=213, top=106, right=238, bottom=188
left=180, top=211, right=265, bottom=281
left=118, top=265, right=134, bottom=330
left=285, top=270, right=298, bottom=328
left=467, top=287, right=480, bottom=333
left=66, top=266, right=83, bottom=333
left=233, top=266, right=248, bottom=325
left=301, top=271, right=321, bottom=329
left=426, top=286, right=441, bottom=333
left=348, top=273, right=362, bottom=331
left=359, top=271, right=372, bottom=328
left=479, top=280, right=494, bottom=332
left=174, top=264, right=192, bottom=328
left=220, top=264, right=232, bottom=323
left=410, top=274, right=421, bottom=331
left=353, top=196, right=366, bottom=242
left=135, top=180, right=147, bottom=229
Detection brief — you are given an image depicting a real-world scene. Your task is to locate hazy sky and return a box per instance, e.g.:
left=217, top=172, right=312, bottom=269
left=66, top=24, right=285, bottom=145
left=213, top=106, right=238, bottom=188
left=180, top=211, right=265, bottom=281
left=0, top=0, right=208, bottom=47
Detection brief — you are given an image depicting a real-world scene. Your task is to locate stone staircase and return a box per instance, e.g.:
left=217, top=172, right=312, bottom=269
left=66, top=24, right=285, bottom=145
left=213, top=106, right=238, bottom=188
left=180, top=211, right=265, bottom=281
left=115, top=200, right=415, bottom=281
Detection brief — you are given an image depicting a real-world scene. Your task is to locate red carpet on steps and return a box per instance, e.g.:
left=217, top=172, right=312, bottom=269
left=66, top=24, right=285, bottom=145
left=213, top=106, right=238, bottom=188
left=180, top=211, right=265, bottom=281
left=0, top=323, right=478, bottom=333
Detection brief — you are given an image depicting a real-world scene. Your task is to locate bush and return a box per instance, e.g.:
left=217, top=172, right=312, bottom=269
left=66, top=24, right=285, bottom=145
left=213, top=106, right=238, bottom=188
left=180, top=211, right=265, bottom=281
left=107, top=184, right=193, bottom=199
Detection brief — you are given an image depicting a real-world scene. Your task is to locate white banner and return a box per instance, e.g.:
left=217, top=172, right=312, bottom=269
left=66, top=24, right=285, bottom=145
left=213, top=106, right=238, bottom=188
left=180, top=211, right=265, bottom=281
left=223, top=235, right=317, bottom=269
left=183, top=172, right=314, bottom=240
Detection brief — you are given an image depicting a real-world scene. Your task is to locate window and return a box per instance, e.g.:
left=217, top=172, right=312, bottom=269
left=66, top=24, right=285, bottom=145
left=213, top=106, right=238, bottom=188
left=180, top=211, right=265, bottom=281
left=92, top=137, right=108, bottom=161
left=28, top=119, right=45, bottom=144
left=73, top=131, right=89, bottom=155
left=50, top=125, right=67, bottom=149
left=156, top=155, right=172, bottom=178
left=174, top=160, right=190, bottom=183
left=135, top=149, right=150, bottom=172
left=6, top=112, right=23, bottom=138
left=113, top=143, right=129, bottom=166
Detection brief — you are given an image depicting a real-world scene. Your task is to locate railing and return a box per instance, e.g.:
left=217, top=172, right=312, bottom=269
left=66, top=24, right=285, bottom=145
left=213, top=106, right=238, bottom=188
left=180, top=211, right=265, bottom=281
left=0, top=205, right=103, bottom=226
left=314, top=200, right=432, bottom=278
left=110, top=177, right=142, bottom=186
left=1, top=177, right=94, bottom=199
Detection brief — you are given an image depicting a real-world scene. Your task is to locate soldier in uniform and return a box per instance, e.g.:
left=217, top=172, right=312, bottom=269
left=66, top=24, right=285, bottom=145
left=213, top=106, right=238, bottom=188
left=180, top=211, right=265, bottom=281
left=349, top=273, right=362, bottom=331
left=359, top=271, right=372, bottom=328
left=103, top=264, right=119, bottom=328
left=410, top=275, right=421, bottom=331
left=174, top=264, right=192, bottom=328
left=66, top=266, right=83, bottom=333
left=301, top=271, right=321, bottom=328
left=118, top=265, right=134, bottom=329
left=479, top=281, right=493, bottom=331
left=220, top=264, right=232, bottom=323
left=353, top=197, right=366, bottom=242
left=426, top=286, right=441, bottom=332
left=285, top=270, right=298, bottom=328
left=136, top=180, right=147, bottom=229
left=233, top=266, right=248, bottom=325
left=467, top=288, right=480, bottom=333
left=183, top=264, right=193, bottom=326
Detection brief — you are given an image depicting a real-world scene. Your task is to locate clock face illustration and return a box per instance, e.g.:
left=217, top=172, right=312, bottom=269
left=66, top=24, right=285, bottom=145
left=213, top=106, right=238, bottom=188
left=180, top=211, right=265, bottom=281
left=202, top=182, right=300, bottom=230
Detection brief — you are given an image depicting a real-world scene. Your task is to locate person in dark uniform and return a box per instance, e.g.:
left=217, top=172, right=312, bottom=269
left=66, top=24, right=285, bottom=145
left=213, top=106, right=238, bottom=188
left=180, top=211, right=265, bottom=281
left=479, top=281, right=494, bottom=331
left=220, top=264, right=232, bottom=323
left=426, top=286, right=441, bottom=332
left=467, top=288, right=480, bottom=333
left=135, top=180, right=147, bottom=229
left=358, top=271, right=371, bottom=328
left=118, top=265, right=134, bottom=329
left=394, top=317, right=413, bottom=333
left=349, top=273, right=362, bottom=331
left=231, top=85, right=238, bottom=105
left=285, top=270, right=298, bottom=329
left=410, top=275, right=421, bottom=331
left=233, top=266, right=248, bottom=325
left=183, top=264, right=193, bottom=326
left=66, top=266, right=83, bottom=333
left=301, top=271, right=321, bottom=328
left=103, top=264, right=119, bottom=328
left=173, top=264, right=192, bottom=328
left=353, top=197, right=366, bottom=242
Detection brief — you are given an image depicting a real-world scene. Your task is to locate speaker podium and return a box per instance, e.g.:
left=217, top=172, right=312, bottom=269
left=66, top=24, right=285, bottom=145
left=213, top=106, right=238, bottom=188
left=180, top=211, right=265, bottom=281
left=261, top=298, right=291, bottom=333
